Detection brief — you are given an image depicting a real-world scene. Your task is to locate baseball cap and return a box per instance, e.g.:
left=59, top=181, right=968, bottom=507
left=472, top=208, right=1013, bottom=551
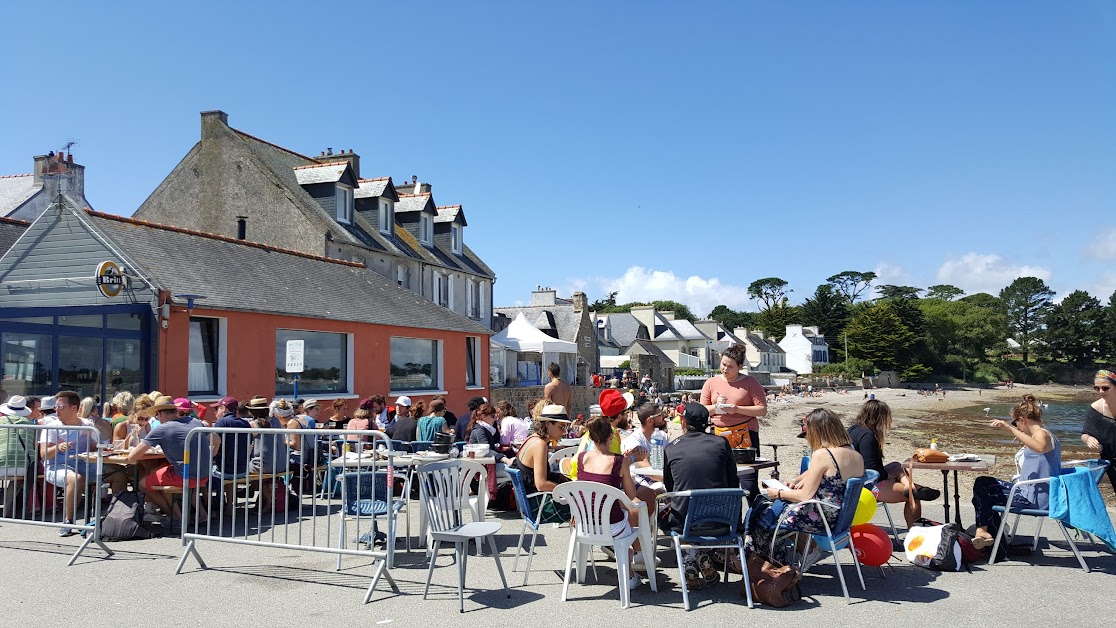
left=217, top=396, right=238, bottom=409
left=395, top=396, right=412, bottom=407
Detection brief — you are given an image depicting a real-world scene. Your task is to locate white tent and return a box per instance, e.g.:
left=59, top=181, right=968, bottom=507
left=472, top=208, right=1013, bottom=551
left=491, top=312, right=578, bottom=385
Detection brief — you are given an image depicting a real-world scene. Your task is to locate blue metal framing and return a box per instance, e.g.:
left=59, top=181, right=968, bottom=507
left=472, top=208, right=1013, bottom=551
left=0, top=303, right=152, bottom=399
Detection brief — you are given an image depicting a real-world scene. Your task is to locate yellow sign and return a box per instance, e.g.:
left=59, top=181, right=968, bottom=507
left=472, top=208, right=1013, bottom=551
left=95, top=261, right=124, bottom=298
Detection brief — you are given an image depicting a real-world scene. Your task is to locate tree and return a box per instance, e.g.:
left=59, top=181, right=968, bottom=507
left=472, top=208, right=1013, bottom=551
left=648, top=300, right=697, bottom=323
left=588, top=291, right=618, bottom=312
left=926, top=284, right=965, bottom=301
left=800, top=284, right=851, bottom=340
left=999, top=277, right=1055, bottom=362
left=826, top=271, right=877, bottom=303
left=707, top=305, right=756, bottom=331
left=844, top=303, right=916, bottom=371
left=876, top=285, right=923, bottom=301
left=1045, top=290, right=1103, bottom=366
left=755, top=297, right=800, bottom=341
left=747, top=278, right=791, bottom=310
left=1105, top=290, right=1116, bottom=362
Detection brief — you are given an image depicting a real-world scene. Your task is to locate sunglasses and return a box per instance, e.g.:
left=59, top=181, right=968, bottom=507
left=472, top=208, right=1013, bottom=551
left=1096, top=386, right=1111, bottom=392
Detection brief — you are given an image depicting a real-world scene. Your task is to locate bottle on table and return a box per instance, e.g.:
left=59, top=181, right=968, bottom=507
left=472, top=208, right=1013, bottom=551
left=930, top=437, right=938, bottom=450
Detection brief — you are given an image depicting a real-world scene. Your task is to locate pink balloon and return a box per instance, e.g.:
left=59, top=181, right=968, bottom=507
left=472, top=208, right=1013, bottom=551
left=850, top=523, right=892, bottom=567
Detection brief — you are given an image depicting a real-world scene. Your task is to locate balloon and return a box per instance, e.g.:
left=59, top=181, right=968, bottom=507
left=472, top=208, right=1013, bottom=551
left=850, top=524, right=892, bottom=567
left=811, top=533, right=848, bottom=552
left=851, top=487, right=878, bottom=526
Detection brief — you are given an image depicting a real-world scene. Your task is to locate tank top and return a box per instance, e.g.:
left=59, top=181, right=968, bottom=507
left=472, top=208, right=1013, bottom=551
left=576, top=451, right=625, bottom=524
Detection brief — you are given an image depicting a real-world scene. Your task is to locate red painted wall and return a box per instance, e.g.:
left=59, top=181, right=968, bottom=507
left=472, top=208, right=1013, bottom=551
left=156, top=306, right=489, bottom=418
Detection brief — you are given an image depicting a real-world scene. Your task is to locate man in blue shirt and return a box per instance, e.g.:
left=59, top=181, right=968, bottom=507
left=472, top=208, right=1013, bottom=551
left=129, top=395, right=212, bottom=520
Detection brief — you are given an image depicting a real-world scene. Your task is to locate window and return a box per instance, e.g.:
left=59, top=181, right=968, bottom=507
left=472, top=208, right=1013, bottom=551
left=336, top=184, right=354, bottom=224
left=466, top=337, right=480, bottom=387
left=390, top=337, right=440, bottom=392
left=420, top=213, right=433, bottom=246
left=451, top=224, right=463, bottom=254
left=396, top=264, right=409, bottom=288
left=467, top=279, right=480, bottom=319
left=434, top=272, right=449, bottom=307
left=378, top=199, right=394, bottom=234
left=1, top=332, right=52, bottom=396
left=189, top=317, right=220, bottom=395
left=274, top=329, right=348, bottom=395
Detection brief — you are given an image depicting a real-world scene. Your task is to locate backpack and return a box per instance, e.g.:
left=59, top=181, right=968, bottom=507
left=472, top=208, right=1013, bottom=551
left=99, top=491, right=157, bottom=541
left=904, top=518, right=979, bottom=571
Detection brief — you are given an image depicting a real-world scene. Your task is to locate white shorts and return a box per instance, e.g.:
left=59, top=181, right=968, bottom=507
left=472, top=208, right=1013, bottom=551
left=44, top=466, right=87, bottom=487
left=611, top=518, right=633, bottom=539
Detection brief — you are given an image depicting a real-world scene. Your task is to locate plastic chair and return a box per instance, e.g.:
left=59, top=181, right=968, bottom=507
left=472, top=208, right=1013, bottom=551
left=989, top=461, right=1110, bottom=572
left=760, top=476, right=866, bottom=604
left=336, top=471, right=408, bottom=569
left=388, top=440, right=413, bottom=453
left=506, top=467, right=555, bottom=585
left=663, top=487, right=752, bottom=610
left=552, top=481, right=658, bottom=609
left=453, top=441, right=467, bottom=454
left=416, top=460, right=510, bottom=613
left=410, top=440, right=435, bottom=453
left=549, top=446, right=579, bottom=475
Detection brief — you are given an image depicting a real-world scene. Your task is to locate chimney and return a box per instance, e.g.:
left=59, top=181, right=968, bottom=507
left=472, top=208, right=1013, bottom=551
left=753, top=330, right=764, bottom=339
left=660, top=311, right=675, bottom=321
left=33, top=154, right=50, bottom=186
left=200, top=110, right=229, bottom=141
left=531, top=286, right=558, bottom=306
left=734, top=327, right=749, bottom=340
left=571, top=291, right=587, bottom=312
left=317, top=148, right=361, bottom=179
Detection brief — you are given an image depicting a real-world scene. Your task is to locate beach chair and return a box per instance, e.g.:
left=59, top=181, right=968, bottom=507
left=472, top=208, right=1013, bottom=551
left=663, top=487, right=752, bottom=610
left=506, top=466, right=555, bottom=585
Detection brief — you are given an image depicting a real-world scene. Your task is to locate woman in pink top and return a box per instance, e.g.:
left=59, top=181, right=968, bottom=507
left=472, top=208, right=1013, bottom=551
left=700, top=344, right=767, bottom=450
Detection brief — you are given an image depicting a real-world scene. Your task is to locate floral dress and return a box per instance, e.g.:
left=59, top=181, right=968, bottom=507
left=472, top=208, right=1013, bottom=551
left=747, top=448, right=847, bottom=565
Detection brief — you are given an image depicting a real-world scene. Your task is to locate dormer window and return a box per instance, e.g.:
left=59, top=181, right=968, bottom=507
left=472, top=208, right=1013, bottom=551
left=420, top=213, right=433, bottom=246
left=451, top=224, right=463, bottom=255
left=378, top=199, right=394, bottom=235
left=335, top=184, right=353, bottom=224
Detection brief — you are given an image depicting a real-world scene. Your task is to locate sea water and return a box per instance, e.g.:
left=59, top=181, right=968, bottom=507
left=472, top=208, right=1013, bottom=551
left=966, top=402, right=1090, bottom=444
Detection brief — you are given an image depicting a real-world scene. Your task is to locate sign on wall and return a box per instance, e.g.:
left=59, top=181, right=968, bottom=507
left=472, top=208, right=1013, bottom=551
left=95, top=261, right=124, bottom=298
left=285, top=339, right=305, bottom=373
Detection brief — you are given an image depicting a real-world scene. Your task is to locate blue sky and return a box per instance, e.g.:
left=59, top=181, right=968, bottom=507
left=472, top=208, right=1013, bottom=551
left=2, top=1, right=1114, bottom=316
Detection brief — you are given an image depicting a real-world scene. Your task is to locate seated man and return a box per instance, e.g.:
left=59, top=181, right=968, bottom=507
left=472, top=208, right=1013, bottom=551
left=37, top=391, right=98, bottom=537
left=621, top=402, right=668, bottom=508
left=661, top=403, right=737, bottom=588
left=129, top=395, right=212, bottom=521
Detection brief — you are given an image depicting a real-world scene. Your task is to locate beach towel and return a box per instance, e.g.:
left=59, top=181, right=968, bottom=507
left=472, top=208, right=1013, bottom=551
left=1048, top=466, right=1116, bottom=552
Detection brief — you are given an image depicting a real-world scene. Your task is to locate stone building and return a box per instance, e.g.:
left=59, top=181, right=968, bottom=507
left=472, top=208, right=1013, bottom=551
left=132, top=110, right=495, bottom=328
left=0, top=150, right=94, bottom=221
left=494, top=287, right=598, bottom=385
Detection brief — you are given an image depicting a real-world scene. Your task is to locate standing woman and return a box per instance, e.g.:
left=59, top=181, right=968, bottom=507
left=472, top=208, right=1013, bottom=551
left=847, top=400, right=939, bottom=527
left=1082, top=369, right=1116, bottom=491
left=970, top=395, right=1061, bottom=548
left=700, top=344, right=767, bottom=451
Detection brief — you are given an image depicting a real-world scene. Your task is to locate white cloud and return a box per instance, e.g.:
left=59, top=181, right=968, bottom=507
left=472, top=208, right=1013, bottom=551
left=1082, top=229, right=1116, bottom=261
left=563, top=266, right=753, bottom=318
left=866, top=263, right=912, bottom=298
left=935, top=253, right=1052, bottom=296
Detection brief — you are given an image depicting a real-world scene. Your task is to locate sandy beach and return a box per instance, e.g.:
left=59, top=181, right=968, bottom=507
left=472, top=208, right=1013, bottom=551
left=751, top=383, right=1112, bottom=509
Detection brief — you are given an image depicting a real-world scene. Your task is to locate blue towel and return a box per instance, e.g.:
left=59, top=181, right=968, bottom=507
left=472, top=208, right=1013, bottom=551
left=1048, top=467, right=1116, bottom=552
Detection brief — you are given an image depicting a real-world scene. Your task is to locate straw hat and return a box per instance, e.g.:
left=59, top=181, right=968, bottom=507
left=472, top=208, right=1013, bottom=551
left=143, top=395, right=176, bottom=417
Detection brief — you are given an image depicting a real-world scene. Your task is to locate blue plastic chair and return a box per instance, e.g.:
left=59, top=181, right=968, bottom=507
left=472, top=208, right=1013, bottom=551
left=410, top=440, right=434, bottom=453
left=453, top=441, right=467, bottom=454
left=664, top=487, right=752, bottom=610
left=506, top=466, right=555, bottom=585
left=763, top=476, right=867, bottom=604
left=388, top=440, right=413, bottom=453
left=989, top=461, right=1110, bottom=572
left=336, top=471, right=408, bottom=569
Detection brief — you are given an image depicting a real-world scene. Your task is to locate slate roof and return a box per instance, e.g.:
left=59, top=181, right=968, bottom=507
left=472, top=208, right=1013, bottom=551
left=293, top=163, right=348, bottom=185
left=434, top=205, right=466, bottom=225
left=597, top=313, right=647, bottom=347
left=626, top=339, right=672, bottom=363
left=396, top=193, right=436, bottom=214
left=668, top=318, right=711, bottom=342
left=86, top=210, right=490, bottom=335
left=748, top=334, right=785, bottom=354
left=355, top=177, right=395, bottom=199
left=0, top=174, right=37, bottom=217
left=0, top=217, right=29, bottom=255
left=495, top=304, right=585, bottom=343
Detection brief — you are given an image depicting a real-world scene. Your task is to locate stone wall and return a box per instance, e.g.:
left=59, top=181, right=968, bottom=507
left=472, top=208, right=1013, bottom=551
left=490, top=385, right=600, bottom=418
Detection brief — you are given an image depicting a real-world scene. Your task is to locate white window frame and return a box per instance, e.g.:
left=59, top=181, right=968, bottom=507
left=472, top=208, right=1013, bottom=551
left=466, top=278, right=480, bottom=319
left=465, top=336, right=482, bottom=388
left=378, top=199, right=394, bottom=234
left=273, top=328, right=353, bottom=396
left=188, top=315, right=227, bottom=399
left=420, top=213, right=433, bottom=246
left=434, top=272, right=450, bottom=307
left=451, top=223, right=463, bottom=254
left=336, top=184, right=354, bottom=224
left=396, top=264, right=409, bottom=288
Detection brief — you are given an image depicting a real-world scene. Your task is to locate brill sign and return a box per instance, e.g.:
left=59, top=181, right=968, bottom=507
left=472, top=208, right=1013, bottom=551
left=95, top=261, right=124, bottom=298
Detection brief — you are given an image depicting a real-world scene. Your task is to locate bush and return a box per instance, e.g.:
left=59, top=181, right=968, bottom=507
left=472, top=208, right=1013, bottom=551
left=819, top=358, right=877, bottom=378
left=618, top=360, right=631, bottom=369
left=674, top=367, right=705, bottom=376
left=973, top=362, right=1008, bottom=384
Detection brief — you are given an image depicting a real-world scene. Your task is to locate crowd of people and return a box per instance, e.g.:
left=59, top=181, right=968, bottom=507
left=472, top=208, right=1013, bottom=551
left=1, top=357, right=1115, bottom=604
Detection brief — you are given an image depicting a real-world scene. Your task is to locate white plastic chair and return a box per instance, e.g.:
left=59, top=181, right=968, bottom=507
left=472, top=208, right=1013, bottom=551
left=552, top=481, right=658, bottom=609
left=416, top=460, right=510, bottom=613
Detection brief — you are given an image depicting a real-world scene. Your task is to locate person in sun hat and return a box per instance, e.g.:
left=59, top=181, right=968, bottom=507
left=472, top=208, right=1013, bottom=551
left=0, top=395, right=36, bottom=516
left=510, top=403, right=573, bottom=524
left=129, top=395, right=212, bottom=523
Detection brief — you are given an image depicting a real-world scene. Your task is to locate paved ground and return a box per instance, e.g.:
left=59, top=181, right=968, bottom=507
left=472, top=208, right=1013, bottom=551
left=2, top=501, right=1113, bottom=627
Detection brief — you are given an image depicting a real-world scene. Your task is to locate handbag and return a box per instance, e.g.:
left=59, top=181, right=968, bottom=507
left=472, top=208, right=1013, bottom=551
left=913, top=448, right=949, bottom=464
left=742, top=551, right=802, bottom=607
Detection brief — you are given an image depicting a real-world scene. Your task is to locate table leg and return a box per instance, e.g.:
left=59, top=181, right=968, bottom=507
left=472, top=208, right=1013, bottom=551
left=952, top=471, right=962, bottom=527
left=940, top=470, right=950, bottom=525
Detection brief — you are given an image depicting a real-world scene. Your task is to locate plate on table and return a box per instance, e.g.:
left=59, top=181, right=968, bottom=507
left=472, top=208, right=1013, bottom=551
left=413, top=452, right=448, bottom=461
left=948, top=453, right=982, bottom=462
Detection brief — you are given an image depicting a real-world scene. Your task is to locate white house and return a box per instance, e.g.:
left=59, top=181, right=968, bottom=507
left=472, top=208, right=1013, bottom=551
left=778, top=324, right=829, bottom=374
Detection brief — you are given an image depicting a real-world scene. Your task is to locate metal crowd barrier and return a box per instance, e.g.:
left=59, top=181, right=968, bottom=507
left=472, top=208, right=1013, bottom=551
left=0, top=422, right=113, bottom=565
left=177, top=426, right=403, bottom=603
